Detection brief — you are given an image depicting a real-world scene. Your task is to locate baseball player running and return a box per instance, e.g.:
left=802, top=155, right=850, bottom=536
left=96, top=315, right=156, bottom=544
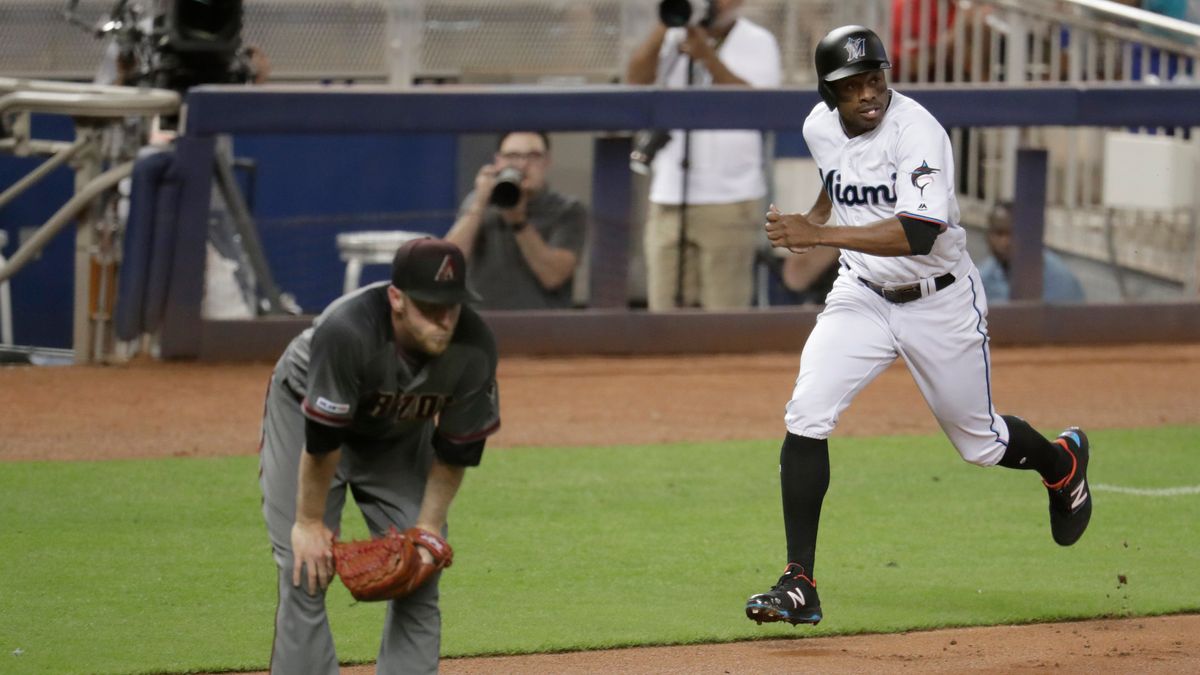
left=259, top=238, right=500, bottom=673
left=745, top=25, right=1092, bottom=627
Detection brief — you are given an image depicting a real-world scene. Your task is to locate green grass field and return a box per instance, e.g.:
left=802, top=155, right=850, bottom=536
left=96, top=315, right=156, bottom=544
left=2, top=426, right=1198, bottom=674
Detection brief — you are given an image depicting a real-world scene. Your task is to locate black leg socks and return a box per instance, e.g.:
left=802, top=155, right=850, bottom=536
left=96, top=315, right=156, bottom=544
left=780, top=432, right=830, bottom=576
left=997, top=414, right=1072, bottom=484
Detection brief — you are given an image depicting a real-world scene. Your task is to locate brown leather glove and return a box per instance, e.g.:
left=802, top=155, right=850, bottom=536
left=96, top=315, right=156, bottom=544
left=332, top=526, right=453, bottom=602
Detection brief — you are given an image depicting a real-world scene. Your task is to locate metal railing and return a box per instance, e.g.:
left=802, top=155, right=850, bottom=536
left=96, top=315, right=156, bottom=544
left=889, top=0, right=1200, bottom=295
left=0, top=77, right=179, bottom=361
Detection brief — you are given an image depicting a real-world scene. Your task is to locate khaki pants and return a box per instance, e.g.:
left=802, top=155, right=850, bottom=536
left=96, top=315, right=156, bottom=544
left=644, top=199, right=761, bottom=310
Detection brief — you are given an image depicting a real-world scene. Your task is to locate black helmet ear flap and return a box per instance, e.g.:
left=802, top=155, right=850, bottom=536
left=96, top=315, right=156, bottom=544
left=819, top=80, right=836, bottom=110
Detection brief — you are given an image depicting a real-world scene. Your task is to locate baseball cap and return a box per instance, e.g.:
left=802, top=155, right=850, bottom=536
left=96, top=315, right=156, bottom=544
left=390, top=237, right=481, bottom=305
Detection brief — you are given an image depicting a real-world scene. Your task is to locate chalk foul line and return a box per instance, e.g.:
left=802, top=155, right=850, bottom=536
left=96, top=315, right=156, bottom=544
left=1092, top=483, right=1200, bottom=497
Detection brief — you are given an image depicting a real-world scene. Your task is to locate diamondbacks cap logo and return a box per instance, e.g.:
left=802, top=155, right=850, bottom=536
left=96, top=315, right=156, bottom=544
left=844, top=37, right=866, bottom=61
left=392, top=237, right=480, bottom=304
left=434, top=254, right=457, bottom=283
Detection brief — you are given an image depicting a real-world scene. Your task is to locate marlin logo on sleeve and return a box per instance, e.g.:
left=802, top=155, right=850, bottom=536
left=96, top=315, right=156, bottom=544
left=909, top=160, right=940, bottom=210
left=844, top=37, right=866, bottom=61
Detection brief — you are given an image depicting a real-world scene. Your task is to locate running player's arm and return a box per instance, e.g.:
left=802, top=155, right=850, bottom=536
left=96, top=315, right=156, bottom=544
left=805, top=187, right=833, bottom=225
left=810, top=215, right=937, bottom=256
left=767, top=199, right=937, bottom=257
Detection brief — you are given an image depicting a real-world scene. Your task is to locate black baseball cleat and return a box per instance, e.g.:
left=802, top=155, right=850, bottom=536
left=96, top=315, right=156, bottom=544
left=1045, top=427, right=1092, bottom=546
left=745, top=563, right=822, bottom=626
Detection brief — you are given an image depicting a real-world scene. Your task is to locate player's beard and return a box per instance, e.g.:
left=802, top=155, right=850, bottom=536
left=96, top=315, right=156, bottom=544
left=412, top=328, right=452, bottom=356
left=395, top=306, right=458, bottom=357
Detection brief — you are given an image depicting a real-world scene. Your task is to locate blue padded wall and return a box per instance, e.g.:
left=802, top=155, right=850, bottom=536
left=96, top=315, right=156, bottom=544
left=231, top=132, right=458, bottom=313
left=0, top=127, right=458, bottom=347
left=0, top=114, right=77, bottom=348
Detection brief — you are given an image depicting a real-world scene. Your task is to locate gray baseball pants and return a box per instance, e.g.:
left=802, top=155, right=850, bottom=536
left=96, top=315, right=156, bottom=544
left=258, top=367, right=442, bottom=675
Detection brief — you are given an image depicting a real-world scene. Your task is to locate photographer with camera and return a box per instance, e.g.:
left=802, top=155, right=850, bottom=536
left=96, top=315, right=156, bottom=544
left=444, top=131, right=588, bottom=310
left=626, top=0, right=781, bottom=311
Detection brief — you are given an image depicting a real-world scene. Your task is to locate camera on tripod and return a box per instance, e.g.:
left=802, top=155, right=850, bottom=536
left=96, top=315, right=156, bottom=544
left=629, top=1, right=718, bottom=173
left=658, top=0, right=716, bottom=28
left=153, top=0, right=249, bottom=92
left=67, top=0, right=252, bottom=93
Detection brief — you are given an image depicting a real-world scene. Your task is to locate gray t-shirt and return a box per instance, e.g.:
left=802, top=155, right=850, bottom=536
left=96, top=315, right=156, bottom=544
left=278, top=282, right=500, bottom=450
left=457, top=187, right=587, bottom=310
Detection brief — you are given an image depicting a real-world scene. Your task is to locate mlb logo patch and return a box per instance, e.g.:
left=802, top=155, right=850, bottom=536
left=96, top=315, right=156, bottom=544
left=315, top=397, right=350, bottom=415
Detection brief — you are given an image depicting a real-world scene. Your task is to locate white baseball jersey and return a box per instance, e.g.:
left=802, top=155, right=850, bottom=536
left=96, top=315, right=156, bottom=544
left=786, top=90, right=1009, bottom=468
left=802, top=90, right=968, bottom=284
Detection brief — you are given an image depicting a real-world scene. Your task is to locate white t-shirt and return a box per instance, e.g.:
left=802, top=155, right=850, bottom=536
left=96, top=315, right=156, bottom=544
left=802, top=90, right=967, bottom=284
left=649, top=18, right=783, bottom=205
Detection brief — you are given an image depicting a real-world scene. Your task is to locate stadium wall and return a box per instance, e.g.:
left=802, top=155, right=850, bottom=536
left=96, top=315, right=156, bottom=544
left=161, top=84, right=1200, bottom=360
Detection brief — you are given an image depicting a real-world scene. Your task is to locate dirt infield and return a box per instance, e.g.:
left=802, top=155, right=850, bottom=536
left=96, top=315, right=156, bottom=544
left=4, top=344, right=1199, bottom=672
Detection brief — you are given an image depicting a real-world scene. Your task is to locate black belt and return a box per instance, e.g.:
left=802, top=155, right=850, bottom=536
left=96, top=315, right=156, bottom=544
left=858, top=273, right=955, bottom=304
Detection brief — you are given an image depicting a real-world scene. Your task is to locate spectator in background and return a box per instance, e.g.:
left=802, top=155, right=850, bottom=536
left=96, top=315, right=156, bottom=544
left=1111, top=0, right=1194, bottom=79
left=765, top=247, right=841, bottom=306
left=1122, top=0, right=1190, bottom=29
left=890, top=0, right=959, bottom=82
left=625, top=0, right=782, bottom=310
left=445, top=131, right=587, bottom=310
left=780, top=247, right=842, bottom=304
left=978, top=202, right=1084, bottom=303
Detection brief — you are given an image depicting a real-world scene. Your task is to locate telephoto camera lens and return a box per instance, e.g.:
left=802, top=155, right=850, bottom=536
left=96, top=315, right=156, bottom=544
left=658, top=0, right=713, bottom=28
left=629, top=130, right=672, bottom=175
left=489, top=167, right=523, bottom=208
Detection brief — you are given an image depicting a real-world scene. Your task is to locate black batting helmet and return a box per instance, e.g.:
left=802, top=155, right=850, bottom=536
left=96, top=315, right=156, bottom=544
left=814, top=25, right=891, bottom=110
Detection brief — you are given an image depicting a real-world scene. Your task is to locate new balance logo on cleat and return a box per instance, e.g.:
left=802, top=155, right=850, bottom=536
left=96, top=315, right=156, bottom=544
left=786, top=587, right=806, bottom=607
left=1045, top=427, right=1093, bottom=546
left=745, top=563, right=823, bottom=626
left=1070, top=480, right=1089, bottom=510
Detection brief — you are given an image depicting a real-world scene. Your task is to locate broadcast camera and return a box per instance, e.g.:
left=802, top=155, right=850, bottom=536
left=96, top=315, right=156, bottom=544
left=65, top=0, right=253, bottom=93
left=658, top=0, right=716, bottom=28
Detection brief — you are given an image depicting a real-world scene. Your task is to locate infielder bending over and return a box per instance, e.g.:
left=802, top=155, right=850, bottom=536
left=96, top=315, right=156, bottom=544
left=745, top=25, right=1092, bottom=626
left=259, top=238, right=500, bottom=673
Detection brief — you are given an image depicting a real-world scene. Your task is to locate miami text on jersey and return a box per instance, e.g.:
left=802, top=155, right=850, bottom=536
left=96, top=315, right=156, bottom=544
left=820, top=168, right=898, bottom=207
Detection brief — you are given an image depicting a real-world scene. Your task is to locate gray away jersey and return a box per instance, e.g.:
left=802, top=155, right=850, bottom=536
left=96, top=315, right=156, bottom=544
left=278, top=282, right=500, bottom=448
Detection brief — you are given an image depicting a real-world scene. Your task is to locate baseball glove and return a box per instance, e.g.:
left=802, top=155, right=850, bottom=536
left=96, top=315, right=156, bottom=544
left=332, top=526, right=453, bottom=602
